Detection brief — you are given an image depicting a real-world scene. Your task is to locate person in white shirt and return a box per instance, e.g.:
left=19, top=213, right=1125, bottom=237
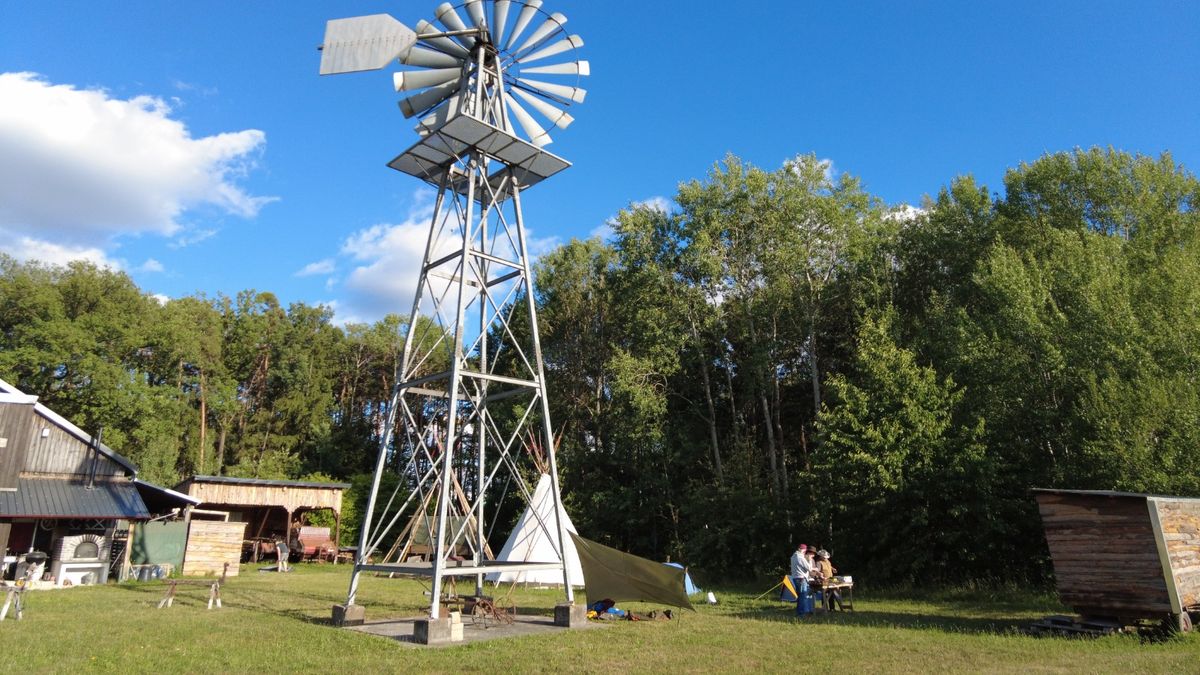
left=789, top=543, right=813, bottom=614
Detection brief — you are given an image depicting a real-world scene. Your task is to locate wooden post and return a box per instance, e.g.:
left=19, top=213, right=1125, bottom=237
left=333, top=510, right=341, bottom=558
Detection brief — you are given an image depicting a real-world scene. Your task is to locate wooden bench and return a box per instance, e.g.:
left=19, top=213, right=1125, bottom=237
left=158, top=562, right=229, bottom=610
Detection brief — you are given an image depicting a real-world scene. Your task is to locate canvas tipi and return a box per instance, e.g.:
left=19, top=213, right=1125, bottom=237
left=486, top=474, right=584, bottom=586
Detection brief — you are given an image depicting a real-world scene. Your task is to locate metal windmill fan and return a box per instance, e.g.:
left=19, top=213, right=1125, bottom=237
left=394, top=0, right=588, bottom=147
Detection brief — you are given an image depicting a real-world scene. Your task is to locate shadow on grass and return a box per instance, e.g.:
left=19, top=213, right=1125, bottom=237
left=731, top=604, right=1031, bottom=636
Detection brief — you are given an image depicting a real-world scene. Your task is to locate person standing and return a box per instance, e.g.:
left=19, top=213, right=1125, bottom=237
left=790, top=543, right=813, bottom=615
left=816, top=549, right=843, bottom=611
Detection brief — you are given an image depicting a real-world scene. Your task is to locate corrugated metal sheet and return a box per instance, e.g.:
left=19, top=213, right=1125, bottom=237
left=0, top=476, right=150, bottom=519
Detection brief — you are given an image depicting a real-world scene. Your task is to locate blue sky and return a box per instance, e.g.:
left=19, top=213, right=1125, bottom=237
left=2, top=1, right=1197, bottom=323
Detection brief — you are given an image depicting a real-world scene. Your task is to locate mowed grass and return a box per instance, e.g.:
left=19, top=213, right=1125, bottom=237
left=1, top=564, right=1197, bottom=673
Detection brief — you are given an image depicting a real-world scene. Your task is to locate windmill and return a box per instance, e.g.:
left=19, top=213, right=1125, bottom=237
left=317, top=1, right=588, bottom=631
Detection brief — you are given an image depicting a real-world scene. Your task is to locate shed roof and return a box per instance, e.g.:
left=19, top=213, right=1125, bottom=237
left=0, top=476, right=151, bottom=520
left=0, top=377, right=138, bottom=476
left=134, top=479, right=202, bottom=513
left=1032, top=488, right=1200, bottom=503
left=182, top=475, right=351, bottom=490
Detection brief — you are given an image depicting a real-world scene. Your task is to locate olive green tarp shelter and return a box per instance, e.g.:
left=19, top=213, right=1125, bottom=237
left=570, top=533, right=694, bottom=610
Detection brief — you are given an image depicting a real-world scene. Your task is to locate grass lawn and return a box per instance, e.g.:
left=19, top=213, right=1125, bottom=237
left=1, top=564, right=1197, bottom=673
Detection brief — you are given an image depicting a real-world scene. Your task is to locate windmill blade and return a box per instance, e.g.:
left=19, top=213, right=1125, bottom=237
left=416, top=93, right=463, bottom=136
left=416, top=19, right=471, bottom=58
left=492, top=0, right=512, bottom=46
left=464, top=0, right=488, bottom=30
left=402, top=45, right=466, bottom=68
left=434, top=3, right=475, bottom=48
left=503, top=92, right=553, bottom=146
left=517, top=77, right=586, bottom=104
left=319, top=14, right=417, bottom=75
left=520, top=60, right=589, bottom=76
left=517, top=35, right=583, bottom=65
left=400, top=79, right=460, bottom=118
left=511, top=87, right=574, bottom=129
left=504, top=0, right=542, bottom=50
left=514, top=12, right=567, bottom=57
left=393, top=67, right=462, bottom=92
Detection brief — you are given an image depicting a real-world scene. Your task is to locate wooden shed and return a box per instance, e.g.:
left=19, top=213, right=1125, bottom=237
left=1033, top=488, right=1200, bottom=630
left=174, top=476, right=349, bottom=557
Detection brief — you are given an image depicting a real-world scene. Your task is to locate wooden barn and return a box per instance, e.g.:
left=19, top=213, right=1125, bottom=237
left=1033, top=488, right=1200, bottom=631
left=174, top=475, right=349, bottom=560
left=0, top=378, right=151, bottom=586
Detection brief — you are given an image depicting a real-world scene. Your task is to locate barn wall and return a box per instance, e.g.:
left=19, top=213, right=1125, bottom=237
left=183, top=520, right=247, bottom=577
left=23, top=414, right=124, bottom=478
left=1035, top=492, right=1171, bottom=616
left=1154, top=499, right=1200, bottom=610
left=0, top=403, right=35, bottom=490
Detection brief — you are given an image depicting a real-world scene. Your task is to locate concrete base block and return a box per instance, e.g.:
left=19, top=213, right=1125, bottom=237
left=554, top=602, right=587, bottom=628
left=332, top=603, right=365, bottom=627
left=413, top=616, right=454, bottom=645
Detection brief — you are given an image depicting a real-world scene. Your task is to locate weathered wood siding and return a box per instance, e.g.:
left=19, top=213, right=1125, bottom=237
left=1155, top=498, right=1200, bottom=610
left=180, top=481, right=342, bottom=513
left=1035, top=492, right=1171, bottom=616
left=182, top=520, right=246, bottom=577
left=0, top=402, right=36, bottom=489
left=22, top=413, right=124, bottom=478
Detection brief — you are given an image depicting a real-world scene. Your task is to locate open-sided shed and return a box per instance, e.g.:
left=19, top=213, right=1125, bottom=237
left=174, top=476, right=349, bottom=556
left=1033, top=488, right=1200, bottom=631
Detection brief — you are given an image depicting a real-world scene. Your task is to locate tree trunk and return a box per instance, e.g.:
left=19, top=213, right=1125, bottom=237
left=216, top=424, right=227, bottom=474
left=761, top=392, right=780, bottom=497
left=198, top=368, right=207, bottom=473
left=774, top=367, right=788, bottom=499
left=688, top=315, right=724, bottom=485
left=699, top=355, right=724, bottom=486
left=808, top=329, right=822, bottom=417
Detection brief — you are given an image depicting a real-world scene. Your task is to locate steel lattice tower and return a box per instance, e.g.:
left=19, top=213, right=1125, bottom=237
left=319, top=2, right=588, bottom=622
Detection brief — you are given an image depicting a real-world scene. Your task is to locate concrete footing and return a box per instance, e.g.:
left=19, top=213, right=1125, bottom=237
left=331, top=603, right=365, bottom=627
left=554, top=602, right=587, bottom=628
left=413, top=616, right=454, bottom=645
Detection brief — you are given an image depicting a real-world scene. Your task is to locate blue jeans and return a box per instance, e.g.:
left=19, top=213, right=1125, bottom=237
left=792, top=577, right=812, bottom=615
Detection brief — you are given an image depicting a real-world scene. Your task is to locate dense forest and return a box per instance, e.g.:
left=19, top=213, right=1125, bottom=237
left=2, top=148, right=1198, bottom=585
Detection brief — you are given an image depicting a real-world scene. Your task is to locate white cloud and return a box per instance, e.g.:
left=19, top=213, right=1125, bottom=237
left=3, top=236, right=117, bottom=268
left=886, top=203, right=927, bottom=224
left=0, top=72, right=274, bottom=265
left=136, top=258, right=165, bottom=273
left=295, top=258, right=335, bottom=277
left=593, top=195, right=675, bottom=241
left=168, top=227, right=218, bottom=249
left=332, top=188, right=560, bottom=324
left=633, top=196, right=674, bottom=214
left=783, top=155, right=836, bottom=182
left=336, top=189, right=439, bottom=322
left=150, top=293, right=171, bottom=305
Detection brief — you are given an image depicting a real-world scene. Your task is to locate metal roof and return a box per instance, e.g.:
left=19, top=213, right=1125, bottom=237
left=134, top=479, right=202, bottom=512
left=0, top=477, right=151, bottom=520
left=182, top=475, right=351, bottom=490
left=1031, top=488, right=1200, bottom=503
left=0, top=377, right=138, bottom=476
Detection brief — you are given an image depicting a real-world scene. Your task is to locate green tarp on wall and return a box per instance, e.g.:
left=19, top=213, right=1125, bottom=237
left=570, top=533, right=693, bottom=610
left=132, top=520, right=188, bottom=570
